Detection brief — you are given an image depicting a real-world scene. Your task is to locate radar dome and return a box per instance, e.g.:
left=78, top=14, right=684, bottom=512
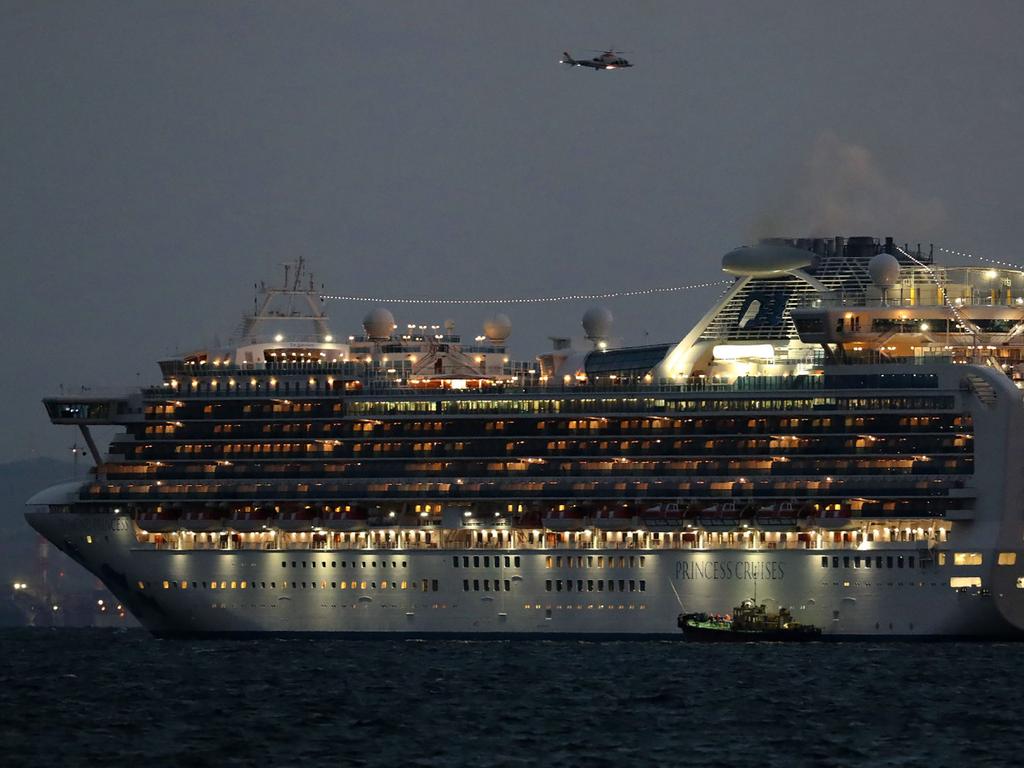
left=483, top=313, right=512, bottom=343
left=362, top=307, right=396, bottom=340
left=868, top=253, right=901, bottom=288
left=582, top=306, right=613, bottom=341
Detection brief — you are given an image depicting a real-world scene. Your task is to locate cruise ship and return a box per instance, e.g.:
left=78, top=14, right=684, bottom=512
left=26, top=238, right=1024, bottom=638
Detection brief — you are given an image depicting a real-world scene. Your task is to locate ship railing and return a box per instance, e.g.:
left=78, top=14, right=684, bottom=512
left=140, top=527, right=948, bottom=552
left=138, top=376, right=845, bottom=399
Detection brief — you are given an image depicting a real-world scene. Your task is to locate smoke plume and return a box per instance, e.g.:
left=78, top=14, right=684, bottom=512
left=753, top=132, right=944, bottom=238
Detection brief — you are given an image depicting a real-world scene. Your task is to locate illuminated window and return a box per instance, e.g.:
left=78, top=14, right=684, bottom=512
left=162, top=581, right=169, bottom=589
left=949, top=577, right=982, bottom=588
left=998, top=552, right=1017, bottom=566
left=953, top=552, right=983, bottom=566
left=1016, top=578, right=1024, bottom=589
left=180, top=581, right=188, bottom=590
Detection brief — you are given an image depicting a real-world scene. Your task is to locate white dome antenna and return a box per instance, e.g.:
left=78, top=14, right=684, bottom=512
left=868, top=253, right=901, bottom=288
left=362, top=307, right=396, bottom=340
left=483, top=313, right=512, bottom=343
left=582, top=306, right=613, bottom=346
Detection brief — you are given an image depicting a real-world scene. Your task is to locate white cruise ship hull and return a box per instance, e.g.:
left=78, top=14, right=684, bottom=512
left=25, top=510, right=1020, bottom=638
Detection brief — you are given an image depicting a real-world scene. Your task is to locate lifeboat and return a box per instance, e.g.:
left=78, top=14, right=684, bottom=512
left=542, top=507, right=589, bottom=531
left=591, top=507, right=637, bottom=531
left=226, top=507, right=275, bottom=533
left=276, top=508, right=319, bottom=532
left=641, top=502, right=688, bottom=531
left=698, top=501, right=742, bottom=532
left=753, top=501, right=800, bottom=530
left=320, top=507, right=369, bottom=531
left=805, top=504, right=856, bottom=530
left=514, top=510, right=543, bottom=529
left=178, top=508, right=224, bottom=532
left=136, top=508, right=180, bottom=533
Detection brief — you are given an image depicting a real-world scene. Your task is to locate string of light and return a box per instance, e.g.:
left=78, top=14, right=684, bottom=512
left=937, top=246, right=1024, bottom=272
left=898, top=246, right=972, bottom=331
left=321, top=279, right=732, bottom=305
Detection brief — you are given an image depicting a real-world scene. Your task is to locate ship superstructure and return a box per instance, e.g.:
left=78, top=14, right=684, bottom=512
left=26, top=237, right=1024, bottom=637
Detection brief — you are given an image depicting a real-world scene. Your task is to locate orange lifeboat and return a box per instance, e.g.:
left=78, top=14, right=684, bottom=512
left=753, top=501, right=800, bottom=530
left=179, top=508, right=224, bottom=532
left=136, top=508, right=180, bottom=533
left=641, top=502, right=687, bottom=531
left=698, top=501, right=742, bottom=532
left=226, top=507, right=275, bottom=533
left=591, top=507, right=637, bottom=531
left=276, top=508, right=318, bottom=532
left=542, top=507, right=589, bottom=531
left=320, top=507, right=369, bottom=531
left=803, top=504, right=856, bottom=530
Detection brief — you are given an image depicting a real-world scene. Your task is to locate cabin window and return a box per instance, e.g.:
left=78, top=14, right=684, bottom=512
left=950, top=577, right=982, bottom=588
left=954, top=552, right=983, bottom=566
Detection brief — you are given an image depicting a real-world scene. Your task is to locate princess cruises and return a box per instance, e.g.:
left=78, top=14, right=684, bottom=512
left=26, top=237, right=1024, bottom=637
